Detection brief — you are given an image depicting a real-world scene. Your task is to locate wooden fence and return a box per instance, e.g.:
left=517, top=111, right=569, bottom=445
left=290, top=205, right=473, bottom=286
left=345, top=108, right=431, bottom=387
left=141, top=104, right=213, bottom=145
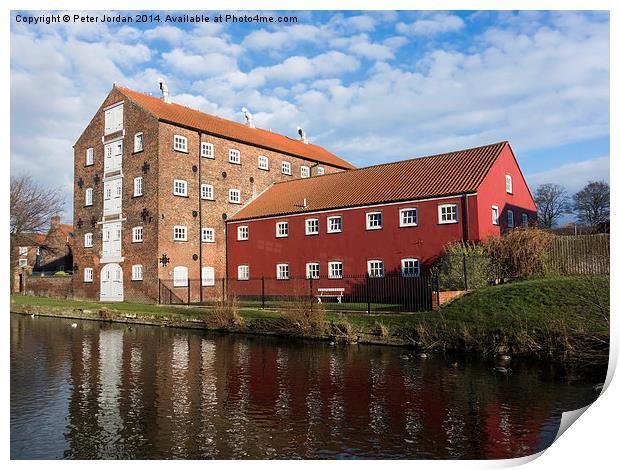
left=546, top=234, right=609, bottom=275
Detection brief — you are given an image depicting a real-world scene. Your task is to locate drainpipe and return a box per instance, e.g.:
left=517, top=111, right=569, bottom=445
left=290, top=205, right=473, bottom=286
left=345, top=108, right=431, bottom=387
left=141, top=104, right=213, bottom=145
left=198, top=131, right=203, bottom=303
left=461, top=194, right=469, bottom=242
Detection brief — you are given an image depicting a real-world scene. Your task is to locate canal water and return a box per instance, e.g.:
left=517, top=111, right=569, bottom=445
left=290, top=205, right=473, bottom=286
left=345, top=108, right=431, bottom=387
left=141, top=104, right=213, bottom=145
left=10, top=313, right=600, bottom=459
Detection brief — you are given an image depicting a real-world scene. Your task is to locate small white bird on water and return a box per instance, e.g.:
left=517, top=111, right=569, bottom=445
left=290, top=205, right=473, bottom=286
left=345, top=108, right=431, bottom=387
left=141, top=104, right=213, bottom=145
left=31, top=314, right=35, bottom=318
left=71, top=323, right=78, bottom=328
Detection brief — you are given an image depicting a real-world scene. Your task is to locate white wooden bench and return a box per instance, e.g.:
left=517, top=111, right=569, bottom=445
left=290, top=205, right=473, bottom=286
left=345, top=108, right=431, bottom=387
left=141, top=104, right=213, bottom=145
left=316, top=287, right=345, bottom=304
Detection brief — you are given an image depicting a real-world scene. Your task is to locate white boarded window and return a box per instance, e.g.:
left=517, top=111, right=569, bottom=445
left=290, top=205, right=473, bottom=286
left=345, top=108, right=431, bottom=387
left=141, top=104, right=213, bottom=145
left=201, top=142, right=214, bottom=158
left=402, top=258, right=420, bottom=277
left=258, top=155, right=269, bottom=170
left=238, top=265, right=249, bottom=280
left=229, top=149, right=241, bottom=164
left=305, top=218, right=319, bottom=235
left=316, top=166, right=325, bottom=175
left=84, top=233, right=93, bottom=248
left=202, top=266, right=215, bottom=286
left=277, top=263, right=290, bottom=280
left=18, top=246, right=28, bottom=256
left=306, top=262, right=320, bottom=279
left=104, top=103, right=123, bottom=135
left=173, top=266, right=188, bottom=287
left=282, top=161, right=292, bottom=175
left=84, top=267, right=94, bottom=282
left=201, top=184, right=214, bottom=200
left=327, top=216, right=342, bottom=233
left=400, top=208, right=418, bottom=227
left=229, top=189, right=241, bottom=204
left=173, top=226, right=187, bottom=241
left=522, top=213, right=529, bottom=227
left=276, top=221, right=288, bottom=238
left=237, top=226, right=249, bottom=241
left=132, top=264, right=143, bottom=281
left=492, top=205, right=499, bottom=225
left=132, top=226, right=143, bottom=243
left=134, top=132, right=144, bottom=152
left=438, top=204, right=458, bottom=224
left=202, top=227, right=215, bottom=243
left=173, top=135, right=188, bottom=152
left=366, top=211, right=383, bottom=230
left=173, top=179, right=187, bottom=196
left=86, top=147, right=94, bottom=166
left=506, top=174, right=513, bottom=194
left=328, top=261, right=343, bottom=279
left=507, top=209, right=514, bottom=228
left=368, top=260, right=384, bottom=278
left=85, top=188, right=93, bottom=206
left=133, top=177, right=143, bottom=197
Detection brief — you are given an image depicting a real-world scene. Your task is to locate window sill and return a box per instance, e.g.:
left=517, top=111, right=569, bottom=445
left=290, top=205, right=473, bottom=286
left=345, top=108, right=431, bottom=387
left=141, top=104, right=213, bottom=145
left=276, top=235, right=289, bottom=238
left=228, top=161, right=241, bottom=165
left=173, top=194, right=189, bottom=198
left=327, top=230, right=342, bottom=234
left=237, top=238, right=249, bottom=242
left=132, top=150, right=144, bottom=155
left=229, top=201, right=242, bottom=205
left=201, top=198, right=215, bottom=201
left=202, top=240, right=215, bottom=244
left=258, top=167, right=269, bottom=171
left=173, top=149, right=189, bottom=154
left=399, top=223, right=418, bottom=228
left=84, top=163, right=94, bottom=168
left=201, top=155, right=215, bottom=159
left=132, top=194, right=144, bottom=199
left=366, top=226, right=383, bottom=231
left=438, top=220, right=458, bottom=225
left=305, top=232, right=319, bottom=236
left=173, top=239, right=188, bottom=242
left=132, top=240, right=144, bottom=244
left=131, top=279, right=143, bottom=282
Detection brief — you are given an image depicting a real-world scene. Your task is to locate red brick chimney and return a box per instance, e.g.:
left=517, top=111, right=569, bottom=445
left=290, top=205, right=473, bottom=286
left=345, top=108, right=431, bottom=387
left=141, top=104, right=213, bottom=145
left=50, top=215, right=61, bottom=233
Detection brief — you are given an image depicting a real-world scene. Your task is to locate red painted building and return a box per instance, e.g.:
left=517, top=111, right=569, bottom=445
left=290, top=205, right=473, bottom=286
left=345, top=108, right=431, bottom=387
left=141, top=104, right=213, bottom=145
left=226, top=141, right=537, bottom=283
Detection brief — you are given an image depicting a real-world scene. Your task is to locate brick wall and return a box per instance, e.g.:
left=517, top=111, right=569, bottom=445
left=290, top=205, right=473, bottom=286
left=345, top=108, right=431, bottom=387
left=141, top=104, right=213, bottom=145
left=25, top=275, right=73, bottom=299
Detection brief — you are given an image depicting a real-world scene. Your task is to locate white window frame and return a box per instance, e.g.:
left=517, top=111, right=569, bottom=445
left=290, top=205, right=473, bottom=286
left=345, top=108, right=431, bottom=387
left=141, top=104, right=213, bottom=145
left=86, top=147, right=94, bottom=166
left=366, top=211, right=383, bottom=230
left=507, top=209, right=514, bottom=228
left=201, top=184, right=214, bottom=200
left=173, top=135, right=188, bottom=152
left=316, top=166, right=325, bottom=175
left=282, top=161, right=292, bottom=175
left=84, top=267, right=94, bottom=282
left=173, top=266, right=188, bottom=287
left=327, top=216, right=342, bottom=233
left=367, top=260, right=385, bottom=278
left=522, top=213, right=529, bottom=227
left=132, top=264, right=143, bottom=281
left=202, top=227, right=215, bottom=243
left=399, top=208, right=418, bottom=227
left=202, top=266, right=216, bottom=287
left=84, top=233, right=93, bottom=248
left=276, top=263, right=290, bottom=280
left=438, top=204, right=458, bottom=224
left=237, top=265, right=250, bottom=281
left=201, top=142, right=214, bottom=158
left=300, top=166, right=310, bottom=178
left=104, top=103, right=123, bottom=135
left=229, top=188, right=241, bottom=204
left=506, top=174, right=513, bottom=194
left=85, top=188, right=93, bottom=206
left=492, top=205, right=499, bottom=225
left=258, top=155, right=269, bottom=170
left=173, top=179, right=188, bottom=197
left=276, top=221, right=289, bottom=238
left=305, top=218, right=319, bottom=235
left=173, top=225, right=187, bottom=241
left=229, top=149, right=241, bottom=164
left=132, top=226, right=144, bottom=243
left=328, top=261, right=344, bottom=279
left=133, top=177, right=143, bottom=197
left=237, top=225, right=249, bottom=241
left=401, top=258, right=420, bottom=278
left=306, top=262, right=320, bottom=279
left=18, top=246, right=28, bottom=256
left=134, top=132, right=144, bottom=153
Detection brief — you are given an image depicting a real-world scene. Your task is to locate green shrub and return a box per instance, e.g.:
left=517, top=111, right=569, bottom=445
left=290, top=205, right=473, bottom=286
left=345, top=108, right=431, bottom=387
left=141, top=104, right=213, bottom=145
left=54, top=271, right=69, bottom=276
left=435, top=242, right=495, bottom=290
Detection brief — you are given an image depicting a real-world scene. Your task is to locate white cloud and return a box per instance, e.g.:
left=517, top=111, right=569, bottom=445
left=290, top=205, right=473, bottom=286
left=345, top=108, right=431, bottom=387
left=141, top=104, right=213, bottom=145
left=396, top=13, right=465, bottom=36
left=527, top=156, right=610, bottom=193
left=143, top=25, right=185, bottom=45
left=242, top=24, right=327, bottom=50
left=251, top=51, right=359, bottom=83
left=162, top=49, right=237, bottom=76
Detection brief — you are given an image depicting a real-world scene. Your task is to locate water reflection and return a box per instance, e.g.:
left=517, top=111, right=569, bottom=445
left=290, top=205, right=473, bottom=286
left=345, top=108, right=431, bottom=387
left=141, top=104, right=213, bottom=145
left=10, top=314, right=598, bottom=459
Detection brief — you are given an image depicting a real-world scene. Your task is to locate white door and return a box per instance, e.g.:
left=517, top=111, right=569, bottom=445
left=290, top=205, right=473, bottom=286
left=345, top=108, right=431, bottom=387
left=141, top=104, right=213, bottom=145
left=102, top=221, right=122, bottom=260
left=103, top=178, right=122, bottom=216
left=104, top=140, right=123, bottom=173
left=100, top=263, right=123, bottom=302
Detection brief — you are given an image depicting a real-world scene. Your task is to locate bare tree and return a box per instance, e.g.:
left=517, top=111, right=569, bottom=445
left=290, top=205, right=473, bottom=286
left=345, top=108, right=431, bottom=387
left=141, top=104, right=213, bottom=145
left=534, top=183, right=571, bottom=229
left=573, top=181, right=610, bottom=228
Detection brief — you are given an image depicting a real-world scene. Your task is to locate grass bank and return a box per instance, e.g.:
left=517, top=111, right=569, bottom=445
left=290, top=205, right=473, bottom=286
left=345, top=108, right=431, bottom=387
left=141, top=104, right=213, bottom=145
left=11, top=275, right=609, bottom=366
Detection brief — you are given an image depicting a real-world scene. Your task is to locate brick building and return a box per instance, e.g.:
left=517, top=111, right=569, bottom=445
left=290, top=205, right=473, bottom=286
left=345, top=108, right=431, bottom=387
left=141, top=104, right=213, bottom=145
left=72, top=83, right=354, bottom=302
left=14, top=215, right=74, bottom=272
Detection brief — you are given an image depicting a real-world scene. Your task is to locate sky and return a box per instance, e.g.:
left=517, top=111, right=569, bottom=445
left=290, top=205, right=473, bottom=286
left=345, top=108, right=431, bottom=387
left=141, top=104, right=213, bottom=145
left=10, top=10, right=610, bottom=223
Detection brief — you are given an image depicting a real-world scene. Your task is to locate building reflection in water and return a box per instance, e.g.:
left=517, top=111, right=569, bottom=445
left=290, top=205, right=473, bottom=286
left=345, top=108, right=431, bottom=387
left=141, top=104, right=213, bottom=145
left=10, top=315, right=597, bottom=459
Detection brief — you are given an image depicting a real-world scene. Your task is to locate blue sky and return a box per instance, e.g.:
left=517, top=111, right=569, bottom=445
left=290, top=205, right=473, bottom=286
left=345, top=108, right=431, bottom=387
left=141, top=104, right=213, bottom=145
left=10, top=10, right=610, bottom=222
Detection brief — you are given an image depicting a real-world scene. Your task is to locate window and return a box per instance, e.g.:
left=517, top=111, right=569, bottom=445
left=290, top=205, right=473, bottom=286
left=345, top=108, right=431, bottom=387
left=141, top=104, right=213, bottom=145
left=133, top=177, right=143, bottom=197
left=492, top=205, right=499, bottom=225
left=402, top=258, right=420, bottom=277
left=173, top=135, right=188, bottom=152
left=201, top=184, right=214, bottom=200
left=282, top=161, right=292, bottom=175
left=305, top=218, right=319, bottom=235
left=132, top=226, right=144, bottom=243
left=306, top=262, right=320, bottom=279
left=173, top=266, right=188, bottom=287
left=202, top=227, right=215, bottom=243
left=173, top=226, right=187, bottom=241
left=201, top=142, right=214, bottom=158
left=438, top=204, right=458, bottom=224
left=506, top=174, right=513, bottom=194
left=18, top=259, right=27, bottom=267
left=85, top=188, right=93, bottom=206
left=132, top=265, right=143, bottom=281
left=229, top=149, right=241, bottom=164
left=327, top=216, right=342, bottom=233
left=276, top=221, right=289, bottom=238
left=300, top=166, right=310, bottom=178
left=18, top=246, right=28, bottom=256
left=522, top=213, right=529, bottom=227
left=86, top=147, right=94, bottom=166
left=277, top=263, right=290, bottom=280
left=229, top=189, right=241, bottom=204
left=366, top=211, right=383, bottom=230
left=84, top=233, right=93, bottom=248
left=202, top=266, right=215, bottom=287
left=237, top=226, right=249, bottom=241
left=84, top=267, right=94, bottom=282
left=400, top=208, right=418, bottom=227
left=368, top=260, right=384, bottom=278
left=316, top=167, right=325, bottom=175
left=104, top=103, right=123, bottom=135
left=173, top=179, right=187, bottom=197
left=328, top=261, right=343, bottom=279
left=507, top=210, right=514, bottom=228
left=134, top=132, right=144, bottom=152
left=258, top=155, right=269, bottom=170
left=238, top=265, right=249, bottom=281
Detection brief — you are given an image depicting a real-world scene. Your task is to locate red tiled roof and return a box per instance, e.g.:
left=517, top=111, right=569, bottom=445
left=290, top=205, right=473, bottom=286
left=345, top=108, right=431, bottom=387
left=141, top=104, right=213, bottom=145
left=229, top=141, right=508, bottom=221
left=117, top=86, right=355, bottom=170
